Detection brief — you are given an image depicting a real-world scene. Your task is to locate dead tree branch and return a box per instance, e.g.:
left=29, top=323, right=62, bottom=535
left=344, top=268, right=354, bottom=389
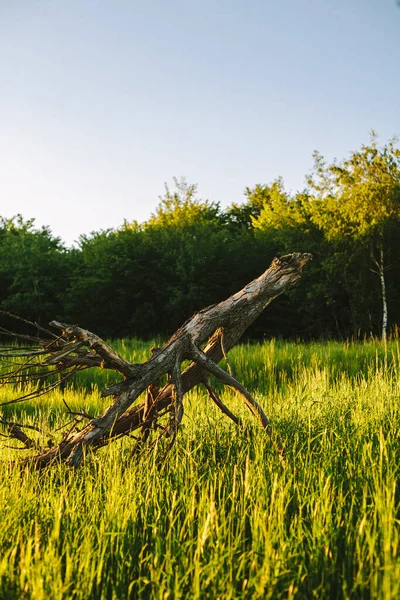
left=202, top=378, right=241, bottom=426
left=0, top=252, right=311, bottom=468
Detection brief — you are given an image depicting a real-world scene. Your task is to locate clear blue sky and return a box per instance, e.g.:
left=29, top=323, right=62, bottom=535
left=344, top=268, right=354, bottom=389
left=1, top=0, right=399, bottom=245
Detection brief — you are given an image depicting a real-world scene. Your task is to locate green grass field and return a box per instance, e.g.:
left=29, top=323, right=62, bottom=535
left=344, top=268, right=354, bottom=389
left=1, top=339, right=399, bottom=599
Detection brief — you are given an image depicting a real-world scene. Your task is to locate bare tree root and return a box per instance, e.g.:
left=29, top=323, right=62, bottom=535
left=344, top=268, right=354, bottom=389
left=0, top=253, right=311, bottom=468
left=189, top=343, right=270, bottom=428
left=202, top=378, right=241, bottom=426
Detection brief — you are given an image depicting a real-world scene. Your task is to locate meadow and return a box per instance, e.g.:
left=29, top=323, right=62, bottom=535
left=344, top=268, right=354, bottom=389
left=0, top=338, right=399, bottom=599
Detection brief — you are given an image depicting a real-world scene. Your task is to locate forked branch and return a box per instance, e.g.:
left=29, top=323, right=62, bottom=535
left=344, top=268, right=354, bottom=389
left=0, top=252, right=311, bottom=468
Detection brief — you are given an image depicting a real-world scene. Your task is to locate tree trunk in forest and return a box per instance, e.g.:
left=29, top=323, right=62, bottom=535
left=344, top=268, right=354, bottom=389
left=372, top=245, right=388, bottom=341
left=0, top=252, right=311, bottom=468
left=378, top=247, right=388, bottom=341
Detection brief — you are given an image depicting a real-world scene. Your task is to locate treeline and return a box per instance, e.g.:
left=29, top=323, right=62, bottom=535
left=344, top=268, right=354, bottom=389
left=1, top=133, right=400, bottom=340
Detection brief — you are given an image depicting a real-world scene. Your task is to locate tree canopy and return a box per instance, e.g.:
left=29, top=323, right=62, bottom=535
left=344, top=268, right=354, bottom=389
left=2, top=134, right=400, bottom=340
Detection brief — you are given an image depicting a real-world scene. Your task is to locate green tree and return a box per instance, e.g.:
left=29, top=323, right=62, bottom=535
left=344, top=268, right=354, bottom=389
left=147, top=177, right=220, bottom=228
left=223, top=185, right=265, bottom=230
left=308, top=133, right=400, bottom=339
left=249, top=179, right=334, bottom=338
left=143, top=178, right=243, bottom=332
left=251, top=178, right=310, bottom=241
left=64, top=225, right=164, bottom=338
left=0, top=215, right=69, bottom=324
left=66, top=178, right=255, bottom=338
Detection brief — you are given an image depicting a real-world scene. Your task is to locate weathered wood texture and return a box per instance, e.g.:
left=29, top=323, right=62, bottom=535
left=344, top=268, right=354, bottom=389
left=0, top=252, right=311, bottom=467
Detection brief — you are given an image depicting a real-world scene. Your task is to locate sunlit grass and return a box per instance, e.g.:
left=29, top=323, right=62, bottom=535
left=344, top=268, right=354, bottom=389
left=1, top=339, right=400, bottom=599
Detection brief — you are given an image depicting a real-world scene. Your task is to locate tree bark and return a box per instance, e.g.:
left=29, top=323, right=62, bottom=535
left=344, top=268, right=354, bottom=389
left=372, top=245, right=388, bottom=341
left=378, top=246, right=388, bottom=341
left=0, top=252, right=311, bottom=468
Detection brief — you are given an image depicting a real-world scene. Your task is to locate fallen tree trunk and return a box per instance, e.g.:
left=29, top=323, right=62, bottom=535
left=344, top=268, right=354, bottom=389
left=0, top=252, right=311, bottom=468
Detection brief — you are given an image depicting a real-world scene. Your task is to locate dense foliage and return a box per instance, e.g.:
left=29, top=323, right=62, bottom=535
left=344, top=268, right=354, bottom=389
left=1, top=136, right=400, bottom=340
